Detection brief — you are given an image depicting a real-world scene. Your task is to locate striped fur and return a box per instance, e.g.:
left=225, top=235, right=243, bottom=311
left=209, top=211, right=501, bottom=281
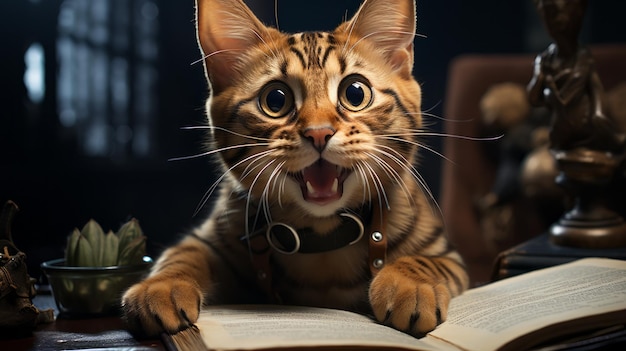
left=122, top=0, right=469, bottom=337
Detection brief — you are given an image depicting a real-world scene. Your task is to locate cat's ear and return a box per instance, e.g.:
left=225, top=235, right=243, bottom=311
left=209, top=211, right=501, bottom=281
left=341, top=0, right=416, bottom=76
left=196, top=0, right=274, bottom=93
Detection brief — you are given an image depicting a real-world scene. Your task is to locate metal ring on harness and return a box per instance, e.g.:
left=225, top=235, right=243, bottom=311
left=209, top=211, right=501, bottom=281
left=265, top=212, right=365, bottom=255
left=266, top=222, right=301, bottom=255
left=340, top=212, right=365, bottom=246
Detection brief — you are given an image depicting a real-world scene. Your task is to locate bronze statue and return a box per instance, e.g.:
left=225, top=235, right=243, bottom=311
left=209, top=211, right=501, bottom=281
left=0, top=201, right=54, bottom=337
left=528, top=0, right=626, bottom=248
left=528, top=0, right=624, bottom=152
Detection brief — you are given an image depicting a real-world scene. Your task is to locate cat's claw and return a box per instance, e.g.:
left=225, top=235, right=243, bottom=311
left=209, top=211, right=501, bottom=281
left=122, top=278, right=203, bottom=337
left=369, top=258, right=451, bottom=336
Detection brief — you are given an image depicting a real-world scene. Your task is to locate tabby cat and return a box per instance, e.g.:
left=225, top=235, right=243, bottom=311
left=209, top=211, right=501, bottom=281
left=122, top=0, right=469, bottom=337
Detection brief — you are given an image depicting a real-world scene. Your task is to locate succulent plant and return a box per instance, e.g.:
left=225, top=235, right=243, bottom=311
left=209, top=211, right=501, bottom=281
left=65, top=218, right=147, bottom=267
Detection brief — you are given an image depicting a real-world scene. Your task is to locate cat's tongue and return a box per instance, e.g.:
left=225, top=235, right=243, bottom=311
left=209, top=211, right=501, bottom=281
left=302, top=159, right=341, bottom=205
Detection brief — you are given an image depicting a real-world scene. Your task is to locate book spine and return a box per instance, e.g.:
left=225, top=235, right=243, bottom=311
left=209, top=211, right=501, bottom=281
left=493, top=255, right=579, bottom=280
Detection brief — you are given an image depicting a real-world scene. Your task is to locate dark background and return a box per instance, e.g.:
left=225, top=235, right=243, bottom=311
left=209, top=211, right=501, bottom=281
left=1, top=0, right=625, bottom=279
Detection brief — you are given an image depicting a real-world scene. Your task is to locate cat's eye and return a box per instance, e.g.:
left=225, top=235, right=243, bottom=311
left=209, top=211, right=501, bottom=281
left=338, top=76, right=373, bottom=112
left=259, top=82, right=294, bottom=118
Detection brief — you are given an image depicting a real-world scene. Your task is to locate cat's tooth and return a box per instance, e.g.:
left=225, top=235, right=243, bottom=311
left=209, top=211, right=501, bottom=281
left=306, top=181, right=315, bottom=195
left=331, top=178, right=339, bottom=193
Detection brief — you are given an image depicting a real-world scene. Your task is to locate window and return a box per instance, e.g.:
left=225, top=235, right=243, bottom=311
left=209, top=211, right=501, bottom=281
left=56, top=0, right=159, bottom=160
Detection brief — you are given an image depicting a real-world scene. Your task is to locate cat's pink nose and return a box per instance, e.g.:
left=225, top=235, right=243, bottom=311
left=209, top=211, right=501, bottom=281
left=303, top=127, right=335, bottom=152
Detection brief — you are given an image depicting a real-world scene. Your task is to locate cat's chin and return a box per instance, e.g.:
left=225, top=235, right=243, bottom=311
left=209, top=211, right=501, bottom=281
left=296, top=199, right=349, bottom=218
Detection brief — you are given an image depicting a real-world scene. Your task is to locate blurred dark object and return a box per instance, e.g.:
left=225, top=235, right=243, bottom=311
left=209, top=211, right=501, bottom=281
left=528, top=0, right=626, bottom=248
left=475, top=82, right=562, bottom=262
left=441, top=44, right=626, bottom=286
left=492, top=233, right=626, bottom=281
left=0, top=201, right=54, bottom=338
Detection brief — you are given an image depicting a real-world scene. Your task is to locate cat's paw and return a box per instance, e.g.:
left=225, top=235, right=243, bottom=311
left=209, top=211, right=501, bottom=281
left=121, top=276, right=203, bottom=337
left=369, top=257, right=452, bottom=336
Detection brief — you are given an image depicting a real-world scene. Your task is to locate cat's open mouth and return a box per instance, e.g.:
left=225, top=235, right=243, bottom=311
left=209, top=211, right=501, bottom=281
left=291, top=159, right=351, bottom=205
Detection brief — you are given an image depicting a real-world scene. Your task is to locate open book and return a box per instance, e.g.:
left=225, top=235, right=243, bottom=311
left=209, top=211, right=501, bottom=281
left=164, top=258, right=626, bottom=351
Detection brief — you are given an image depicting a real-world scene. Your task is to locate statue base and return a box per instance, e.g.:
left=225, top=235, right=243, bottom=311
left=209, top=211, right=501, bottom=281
left=549, top=148, right=626, bottom=249
left=550, top=216, right=626, bottom=249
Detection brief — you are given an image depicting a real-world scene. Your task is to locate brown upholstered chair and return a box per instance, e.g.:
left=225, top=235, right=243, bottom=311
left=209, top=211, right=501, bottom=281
left=440, top=44, right=626, bottom=286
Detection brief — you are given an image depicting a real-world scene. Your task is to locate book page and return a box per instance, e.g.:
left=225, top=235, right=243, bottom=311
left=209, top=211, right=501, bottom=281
left=195, top=305, right=458, bottom=351
left=429, top=258, right=626, bottom=351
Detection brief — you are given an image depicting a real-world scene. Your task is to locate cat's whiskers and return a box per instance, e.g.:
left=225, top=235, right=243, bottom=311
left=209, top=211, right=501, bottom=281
left=260, top=160, right=286, bottom=225
left=354, top=133, right=443, bottom=227
left=241, top=156, right=277, bottom=231
left=364, top=151, right=408, bottom=201
left=177, top=124, right=290, bottom=232
left=365, top=149, right=415, bottom=208
left=269, top=161, right=285, bottom=197
left=345, top=31, right=426, bottom=57
left=357, top=152, right=390, bottom=229
left=240, top=153, right=273, bottom=181
left=195, top=149, right=274, bottom=216
left=378, top=135, right=453, bottom=165
left=190, top=48, right=244, bottom=66
left=181, top=125, right=275, bottom=142
left=353, top=161, right=378, bottom=213
left=201, top=148, right=277, bottom=253
left=268, top=161, right=288, bottom=208
left=173, top=142, right=275, bottom=216
left=274, top=0, right=280, bottom=31
left=376, top=143, right=423, bottom=190
left=168, top=142, right=271, bottom=162
left=375, top=128, right=501, bottom=166
left=413, top=167, right=443, bottom=223
left=341, top=0, right=368, bottom=55
left=378, top=143, right=441, bottom=219
left=414, top=111, right=475, bottom=123
left=422, top=100, right=442, bottom=114
left=245, top=158, right=277, bottom=238
left=379, top=129, right=502, bottom=142
left=371, top=137, right=446, bottom=223
left=277, top=171, right=289, bottom=209
left=360, top=160, right=390, bottom=211
left=354, top=162, right=372, bottom=205
left=247, top=28, right=280, bottom=61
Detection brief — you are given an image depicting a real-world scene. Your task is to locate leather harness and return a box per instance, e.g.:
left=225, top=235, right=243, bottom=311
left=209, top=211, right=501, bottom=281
left=242, top=205, right=388, bottom=302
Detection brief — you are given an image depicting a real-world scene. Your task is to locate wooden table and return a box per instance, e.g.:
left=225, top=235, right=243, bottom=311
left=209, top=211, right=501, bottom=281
left=0, top=291, right=164, bottom=350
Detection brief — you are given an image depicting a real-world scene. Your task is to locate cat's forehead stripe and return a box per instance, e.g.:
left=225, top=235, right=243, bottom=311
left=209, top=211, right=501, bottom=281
left=286, top=32, right=344, bottom=73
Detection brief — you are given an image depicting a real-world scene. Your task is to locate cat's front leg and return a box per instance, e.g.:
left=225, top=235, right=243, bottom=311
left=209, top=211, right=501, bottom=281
left=121, top=236, right=214, bottom=336
left=369, top=256, right=468, bottom=336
